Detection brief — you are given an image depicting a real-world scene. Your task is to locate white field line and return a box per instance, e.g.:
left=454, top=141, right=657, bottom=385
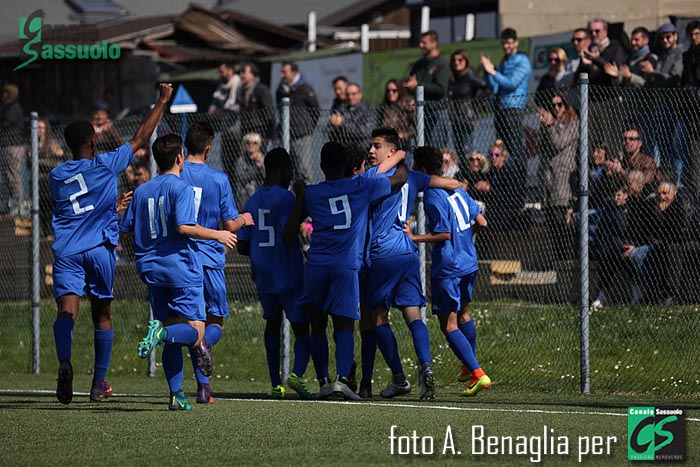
left=1, top=388, right=698, bottom=422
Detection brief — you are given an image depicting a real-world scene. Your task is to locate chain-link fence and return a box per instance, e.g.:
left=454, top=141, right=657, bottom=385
left=1, top=81, right=699, bottom=397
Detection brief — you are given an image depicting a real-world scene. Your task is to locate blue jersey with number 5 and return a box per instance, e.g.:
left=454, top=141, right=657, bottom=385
left=304, top=176, right=390, bottom=269
left=119, top=174, right=201, bottom=287
left=425, top=187, right=480, bottom=279
left=50, top=143, right=133, bottom=258
left=239, top=186, right=303, bottom=294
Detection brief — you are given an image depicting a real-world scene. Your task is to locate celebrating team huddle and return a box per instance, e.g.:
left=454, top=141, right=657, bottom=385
left=49, top=83, right=490, bottom=410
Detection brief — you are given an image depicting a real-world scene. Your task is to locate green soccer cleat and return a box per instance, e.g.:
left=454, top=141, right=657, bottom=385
left=138, top=320, right=167, bottom=358
left=419, top=363, right=435, bottom=400
left=268, top=385, right=286, bottom=399
left=169, top=390, right=192, bottom=411
left=287, top=373, right=312, bottom=400
left=462, top=374, right=492, bottom=397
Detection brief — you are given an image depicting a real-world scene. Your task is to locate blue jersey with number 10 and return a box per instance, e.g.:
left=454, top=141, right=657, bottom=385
left=118, top=174, right=201, bottom=287
left=50, top=143, right=133, bottom=258
left=425, top=187, right=481, bottom=279
left=304, top=176, right=391, bottom=269
left=181, top=161, right=239, bottom=269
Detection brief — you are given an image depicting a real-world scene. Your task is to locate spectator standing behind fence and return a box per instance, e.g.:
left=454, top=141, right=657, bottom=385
left=448, top=49, right=487, bottom=162
left=208, top=63, right=240, bottom=114
left=403, top=30, right=450, bottom=148
left=481, top=139, right=525, bottom=230
left=682, top=21, right=700, bottom=87
left=327, top=83, right=374, bottom=148
left=642, top=23, right=684, bottom=88
left=538, top=90, right=579, bottom=263
left=605, top=27, right=657, bottom=88
left=34, top=118, right=65, bottom=237
left=563, top=29, right=592, bottom=86
left=1, top=84, right=25, bottom=216
left=276, top=61, right=320, bottom=182
left=376, top=79, right=415, bottom=148
left=234, top=133, right=266, bottom=208
left=579, top=17, right=627, bottom=87
left=480, top=28, right=531, bottom=169
left=331, top=76, right=349, bottom=113
left=441, top=147, right=467, bottom=190
left=623, top=170, right=656, bottom=303
left=91, top=107, right=122, bottom=154
left=237, top=62, right=275, bottom=146
left=465, top=151, right=490, bottom=207
left=537, top=48, right=568, bottom=92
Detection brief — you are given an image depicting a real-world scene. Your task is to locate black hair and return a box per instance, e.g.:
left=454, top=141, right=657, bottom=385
left=152, top=134, right=182, bottom=172
left=320, top=141, right=346, bottom=174
left=412, top=146, right=442, bottom=176
left=241, top=61, right=259, bottom=77
left=631, top=27, right=650, bottom=40
left=264, top=147, right=291, bottom=173
left=686, top=20, right=700, bottom=36
left=64, top=120, right=95, bottom=158
left=344, top=144, right=367, bottom=177
left=500, top=27, right=518, bottom=41
left=371, top=127, right=400, bottom=148
left=282, top=61, right=299, bottom=72
left=184, top=121, right=214, bottom=155
left=421, top=30, right=439, bottom=43
left=332, top=76, right=348, bottom=85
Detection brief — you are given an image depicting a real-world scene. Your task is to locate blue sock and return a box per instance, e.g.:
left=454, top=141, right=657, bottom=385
left=264, top=328, right=282, bottom=387
left=309, top=331, right=329, bottom=381
left=162, top=343, right=184, bottom=393
left=408, top=320, right=431, bottom=365
left=446, top=329, right=480, bottom=372
left=204, top=324, right=223, bottom=347
left=360, top=329, right=377, bottom=381
left=189, top=350, right=209, bottom=385
left=53, top=316, right=74, bottom=363
left=459, top=320, right=477, bottom=356
left=93, top=329, right=113, bottom=381
left=375, top=324, right=404, bottom=376
left=292, top=335, right=311, bottom=377
left=164, top=324, right=198, bottom=346
left=334, top=331, right=354, bottom=379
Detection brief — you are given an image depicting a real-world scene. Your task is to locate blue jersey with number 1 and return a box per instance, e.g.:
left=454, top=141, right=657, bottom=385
left=50, top=143, right=133, bottom=258
left=304, top=176, right=391, bottom=269
left=181, top=161, right=239, bottom=269
left=118, top=174, right=201, bottom=287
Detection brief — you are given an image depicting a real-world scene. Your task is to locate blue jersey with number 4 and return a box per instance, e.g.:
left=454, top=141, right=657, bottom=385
left=238, top=185, right=303, bottom=294
left=425, top=187, right=480, bottom=279
left=181, top=161, right=239, bottom=269
left=304, top=176, right=391, bottom=269
left=50, top=143, right=133, bottom=258
left=119, top=174, right=201, bottom=287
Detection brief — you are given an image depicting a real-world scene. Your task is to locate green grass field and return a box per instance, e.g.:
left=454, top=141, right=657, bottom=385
left=1, top=299, right=699, bottom=465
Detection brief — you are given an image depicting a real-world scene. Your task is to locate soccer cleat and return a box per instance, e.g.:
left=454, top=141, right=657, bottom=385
left=331, top=378, right=360, bottom=401
left=89, top=380, right=113, bottom=402
left=193, top=339, right=213, bottom=377
left=56, top=361, right=73, bottom=405
left=359, top=379, right=373, bottom=399
left=268, top=385, right=286, bottom=399
left=347, top=360, right=357, bottom=393
left=316, top=380, right=335, bottom=400
left=138, top=320, right=167, bottom=358
left=457, top=365, right=470, bottom=382
left=196, top=383, right=214, bottom=404
left=287, top=373, right=312, bottom=400
left=462, top=374, right=492, bottom=397
left=169, top=390, right=193, bottom=411
left=318, top=376, right=331, bottom=391
left=380, top=379, right=411, bottom=399
left=419, top=363, right=435, bottom=400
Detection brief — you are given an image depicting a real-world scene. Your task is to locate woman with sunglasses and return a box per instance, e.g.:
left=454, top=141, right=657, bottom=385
left=481, top=139, right=525, bottom=231
left=376, top=79, right=415, bottom=148
left=537, top=48, right=568, bottom=93
left=448, top=50, right=487, bottom=160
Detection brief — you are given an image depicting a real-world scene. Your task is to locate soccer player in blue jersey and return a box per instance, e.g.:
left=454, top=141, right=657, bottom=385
left=299, top=142, right=407, bottom=400
left=181, top=122, right=253, bottom=404
left=365, top=128, right=460, bottom=400
left=237, top=148, right=317, bottom=399
left=50, top=83, right=172, bottom=405
left=119, top=134, right=237, bottom=410
left=406, top=146, right=491, bottom=397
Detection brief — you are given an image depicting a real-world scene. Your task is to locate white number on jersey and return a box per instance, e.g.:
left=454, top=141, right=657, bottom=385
left=148, top=196, right=168, bottom=239
left=398, top=183, right=410, bottom=222
left=447, top=192, right=471, bottom=232
left=192, top=186, right=203, bottom=222
left=64, top=173, right=94, bottom=215
left=258, top=208, right=275, bottom=247
left=329, top=195, right=352, bottom=230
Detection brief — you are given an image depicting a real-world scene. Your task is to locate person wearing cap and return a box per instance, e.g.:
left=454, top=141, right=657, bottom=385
left=641, top=23, right=684, bottom=88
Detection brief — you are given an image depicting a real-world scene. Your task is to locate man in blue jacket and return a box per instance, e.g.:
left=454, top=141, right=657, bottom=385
left=480, top=28, right=531, bottom=170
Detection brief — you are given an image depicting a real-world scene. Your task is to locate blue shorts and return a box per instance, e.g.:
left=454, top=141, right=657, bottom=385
left=258, top=289, right=307, bottom=323
left=52, top=243, right=116, bottom=300
left=299, top=264, right=360, bottom=320
left=364, top=254, right=426, bottom=311
left=203, top=267, right=229, bottom=318
left=430, top=271, right=478, bottom=315
left=148, top=285, right=205, bottom=322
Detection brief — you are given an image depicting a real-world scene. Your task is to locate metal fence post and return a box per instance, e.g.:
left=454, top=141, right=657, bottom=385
left=147, top=127, right=158, bottom=377
left=282, top=97, right=290, bottom=152
left=30, top=112, right=40, bottom=375
left=416, top=86, right=427, bottom=321
left=578, top=73, right=590, bottom=394
left=281, top=96, right=291, bottom=381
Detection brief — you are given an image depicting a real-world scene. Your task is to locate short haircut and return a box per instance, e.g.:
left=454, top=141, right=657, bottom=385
left=64, top=120, right=95, bottom=158
left=371, top=127, right=400, bottom=148
left=241, top=61, right=259, bottom=76
left=346, top=82, right=361, bottom=91
left=264, top=147, right=292, bottom=173
left=332, top=76, right=348, bottom=85
left=282, top=61, right=298, bottom=72
left=344, top=144, right=367, bottom=177
left=500, top=27, right=518, bottom=41
left=412, top=146, right=442, bottom=176
left=320, top=141, right=346, bottom=172
left=221, top=62, right=236, bottom=70
left=631, top=27, right=650, bottom=40
left=588, top=17, right=608, bottom=30
left=3, top=84, right=19, bottom=99
left=573, top=28, right=590, bottom=38
left=152, top=134, right=182, bottom=172
left=686, top=20, right=700, bottom=36
left=422, top=30, right=439, bottom=43
left=185, top=121, right=214, bottom=155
